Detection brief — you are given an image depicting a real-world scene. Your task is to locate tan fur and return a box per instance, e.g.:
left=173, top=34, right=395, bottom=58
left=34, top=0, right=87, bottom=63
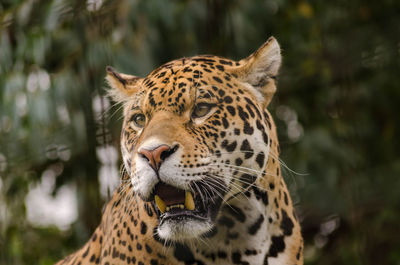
left=56, top=37, right=303, bottom=265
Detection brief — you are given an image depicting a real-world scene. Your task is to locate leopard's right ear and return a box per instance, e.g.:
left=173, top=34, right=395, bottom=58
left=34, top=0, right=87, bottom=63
left=106, top=66, right=142, bottom=102
left=231, top=37, right=281, bottom=107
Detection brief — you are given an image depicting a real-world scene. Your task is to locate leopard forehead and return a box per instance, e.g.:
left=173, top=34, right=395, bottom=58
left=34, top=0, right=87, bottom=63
left=139, top=56, right=240, bottom=114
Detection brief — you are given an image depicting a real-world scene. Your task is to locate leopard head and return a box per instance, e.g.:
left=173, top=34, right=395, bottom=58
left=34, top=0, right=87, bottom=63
left=106, top=37, right=281, bottom=242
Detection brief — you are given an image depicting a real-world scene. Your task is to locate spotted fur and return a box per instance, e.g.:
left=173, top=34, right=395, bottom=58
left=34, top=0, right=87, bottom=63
left=56, top=37, right=303, bottom=265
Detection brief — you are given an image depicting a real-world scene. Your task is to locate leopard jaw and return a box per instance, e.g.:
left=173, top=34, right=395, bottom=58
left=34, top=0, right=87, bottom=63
left=154, top=191, right=195, bottom=213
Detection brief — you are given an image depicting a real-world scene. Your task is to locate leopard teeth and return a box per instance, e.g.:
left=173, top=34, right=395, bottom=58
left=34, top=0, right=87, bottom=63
left=155, top=195, right=166, bottom=213
left=156, top=191, right=195, bottom=213
left=185, top=191, right=195, bottom=211
left=166, top=204, right=185, bottom=212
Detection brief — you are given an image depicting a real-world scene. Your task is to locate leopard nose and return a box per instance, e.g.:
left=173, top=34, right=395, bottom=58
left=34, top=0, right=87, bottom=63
left=138, top=144, right=178, bottom=171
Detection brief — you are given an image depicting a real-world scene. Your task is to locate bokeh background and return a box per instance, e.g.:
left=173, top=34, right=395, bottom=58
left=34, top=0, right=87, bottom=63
left=1, top=0, right=400, bottom=264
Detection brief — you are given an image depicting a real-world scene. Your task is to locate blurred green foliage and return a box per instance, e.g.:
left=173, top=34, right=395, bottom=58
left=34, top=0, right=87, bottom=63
left=1, top=0, right=399, bottom=264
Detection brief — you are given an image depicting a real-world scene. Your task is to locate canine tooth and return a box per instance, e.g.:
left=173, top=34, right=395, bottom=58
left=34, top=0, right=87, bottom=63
left=166, top=206, right=170, bottom=212
left=180, top=205, right=184, bottom=209
left=185, top=191, right=195, bottom=210
left=155, top=195, right=166, bottom=213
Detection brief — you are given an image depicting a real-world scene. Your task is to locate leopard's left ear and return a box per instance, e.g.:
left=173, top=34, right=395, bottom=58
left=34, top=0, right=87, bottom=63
left=233, top=37, right=281, bottom=107
left=106, top=66, right=142, bottom=102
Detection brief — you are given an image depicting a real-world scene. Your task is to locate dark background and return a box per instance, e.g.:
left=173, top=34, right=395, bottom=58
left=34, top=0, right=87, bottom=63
left=1, top=0, right=399, bottom=264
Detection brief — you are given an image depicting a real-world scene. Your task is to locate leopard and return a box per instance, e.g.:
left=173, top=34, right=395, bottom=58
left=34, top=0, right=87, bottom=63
left=56, top=37, right=303, bottom=265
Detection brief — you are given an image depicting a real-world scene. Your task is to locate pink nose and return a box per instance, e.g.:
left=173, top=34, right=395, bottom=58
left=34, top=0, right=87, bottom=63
left=138, top=145, right=177, bottom=171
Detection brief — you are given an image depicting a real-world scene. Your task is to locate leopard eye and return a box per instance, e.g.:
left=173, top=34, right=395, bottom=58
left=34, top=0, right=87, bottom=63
left=192, top=103, right=214, bottom=119
left=132, top=113, right=146, bottom=128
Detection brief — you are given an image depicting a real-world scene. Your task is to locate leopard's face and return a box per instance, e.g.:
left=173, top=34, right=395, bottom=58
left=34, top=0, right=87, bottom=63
left=107, top=37, right=281, bottom=242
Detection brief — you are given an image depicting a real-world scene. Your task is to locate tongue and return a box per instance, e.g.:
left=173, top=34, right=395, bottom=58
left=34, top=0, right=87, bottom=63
left=155, top=183, right=185, bottom=206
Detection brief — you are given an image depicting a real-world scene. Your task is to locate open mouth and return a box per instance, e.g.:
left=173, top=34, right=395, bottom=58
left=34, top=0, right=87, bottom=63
left=152, top=181, right=225, bottom=225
